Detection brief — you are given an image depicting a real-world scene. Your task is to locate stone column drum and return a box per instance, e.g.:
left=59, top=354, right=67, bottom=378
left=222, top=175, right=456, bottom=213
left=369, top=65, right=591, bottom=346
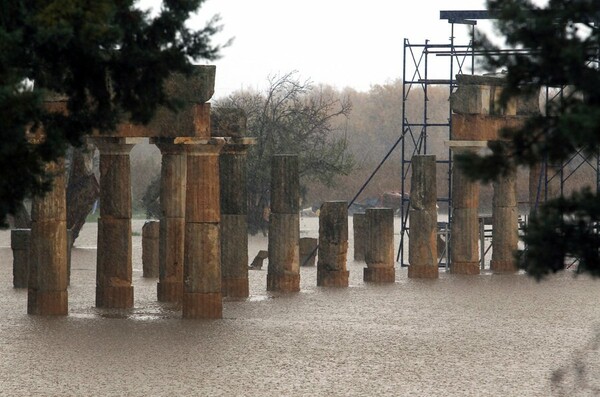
left=220, top=139, right=253, bottom=298
left=94, top=138, right=135, bottom=309
left=353, top=213, right=366, bottom=261
left=142, top=221, right=159, bottom=278
left=450, top=147, right=480, bottom=275
left=153, top=139, right=187, bottom=302
left=408, top=155, right=438, bottom=279
left=267, top=155, right=300, bottom=292
left=11, top=229, right=30, bottom=288
left=317, top=201, right=349, bottom=287
left=364, top=208, right=395, bottom=283
left=491, top=167, right=519, bottom=272
left=28, top=159, right=68, bottom=315
left=182, top=139, right=226, bottom=319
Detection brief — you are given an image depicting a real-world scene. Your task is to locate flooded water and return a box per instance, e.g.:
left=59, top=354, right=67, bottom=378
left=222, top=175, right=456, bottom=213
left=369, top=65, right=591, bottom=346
left=1, top=217, right=599, bottom=396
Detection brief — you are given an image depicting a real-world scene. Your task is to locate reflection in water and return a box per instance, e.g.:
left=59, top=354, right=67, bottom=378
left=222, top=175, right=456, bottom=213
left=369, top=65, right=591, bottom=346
left=0, top=218, right=598, bottom=396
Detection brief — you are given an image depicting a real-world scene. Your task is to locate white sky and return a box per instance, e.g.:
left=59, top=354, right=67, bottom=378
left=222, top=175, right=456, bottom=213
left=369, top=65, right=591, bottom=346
left=140, top=1, right=501, bottom=97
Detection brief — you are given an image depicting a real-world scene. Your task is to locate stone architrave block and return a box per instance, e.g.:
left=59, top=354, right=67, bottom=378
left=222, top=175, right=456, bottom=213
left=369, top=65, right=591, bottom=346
left=451, top=114, right=525, bottom=141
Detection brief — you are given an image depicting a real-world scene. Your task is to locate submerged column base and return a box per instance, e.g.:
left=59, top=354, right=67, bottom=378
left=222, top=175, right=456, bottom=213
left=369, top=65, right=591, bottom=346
left=182, top=292, right=223, bottom=319
left=363, top=267, right=395, bottom=283
left=408, top=264, right=439, bottom=279
left=450, top=262, right=480, bottom=275
left=222, top=277, right=249, bottom=298
left=27, top=290, right=68, bottom=315
left=96, top=286, right=134, bottom=309
left=317, top=269, right=349, bottom=287
left=490, top=260, right=518, bottom=273
left=157, top=281, right=183, bottom=303
left=267, top=273, right=300, bottom=292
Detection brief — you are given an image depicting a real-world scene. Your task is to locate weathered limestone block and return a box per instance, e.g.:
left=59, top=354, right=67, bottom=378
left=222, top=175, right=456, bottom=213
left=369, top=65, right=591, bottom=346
left=28, top=159, right=68, bottom=315
left=11, top=229, right=30, bottom=288
left=96, top=217, right=133, bottom=308
left=153, top=139, right=187, bottom=303
left=142, top=221, right=159, bottom=278
left=220, top=148, right=248, bottom=215
left=451, top=114, right=524, bottom=141
left=451, top=74, right=523, bottom=116
left=184, top=223, right=221, bottom=293
left=182, top=139, right=225, bottom=319
left=186, top=145, right=221, bottom=223
left=221, top=214, right=249, bottom=298
left=408, top=210, right=438, bottom=277
left=299, top=237, right=318, bottom=267
left=94, top=138, right=135, bottom=309
left=353, top=213, right=366, bottom=261
left=491, top=169, right=519, bottom=273
left=491, top=207, right=519, bottom=272
left=317, top=201, right=349, bottom=287
left=267, top=213, right=300, bottom=292
left=450, top=208, right=480, bottom=275
left=157, top=217, right=185, bottom=302
left=271, top=155, right=300, bottom=214
left=364, top=208, right=395, bottom=283
left=267, top=154, right=300, bottom=292
left=408, top=155, right=438, bottom=279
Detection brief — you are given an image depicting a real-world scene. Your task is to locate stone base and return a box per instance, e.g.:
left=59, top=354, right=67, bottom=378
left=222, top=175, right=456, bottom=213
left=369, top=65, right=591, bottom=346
left=490, top=260, right=518, bottom=273
left=222, top=277, right=249, bottom=298
left=450, top=262, right=480, bottom=275
left=28, top=290, right=68, bottom=315
left=408, top=264, right=439, bottom=279
left=157, top=281, right=183, bottom=303
left=182, top=292, right=222, bottom=319
left=363, top=267, right=395, bottom=283
left=317, top=269, right=349, bottom=287
left=267, top=273, right=300, bottom=292
left=96, top=286, right=134, bottom=309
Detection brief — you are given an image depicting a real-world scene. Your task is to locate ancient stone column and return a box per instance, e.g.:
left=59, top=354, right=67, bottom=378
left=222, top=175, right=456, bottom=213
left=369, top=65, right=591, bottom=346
left=317, top=201, right=349, bottom=287
left=11, top=229, right=30, bottom=288
left=153, top=139, right=187, bottom=302
left=94, top=137, right=136, bottom=309
left=220, top=138, right=254, bottom=298
left=408, top=155, right=438, bottom=279
left=491, top=166, right=519, bottom=272
left=28, top=159, right=68, bottom=315
left=182, top=138, right=226, bottom=319
left=353, top=213, right=366, bottom=261
left=448, top=145, right=482, bottom=275
left=142, top=221, right=159, bottom=278
left=364, top=208, right=395, bottom=283
left=267, top=155, right=300, bottom=292
left=299, top=237, right=318, bottom=267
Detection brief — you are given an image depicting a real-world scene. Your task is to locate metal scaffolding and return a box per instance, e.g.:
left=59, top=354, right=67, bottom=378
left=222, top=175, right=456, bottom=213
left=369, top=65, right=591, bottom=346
left=396, top=10, right=600, bottom=267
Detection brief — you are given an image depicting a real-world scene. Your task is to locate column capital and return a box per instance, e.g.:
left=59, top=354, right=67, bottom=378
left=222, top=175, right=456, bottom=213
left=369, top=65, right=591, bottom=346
left=179, top=137, right=227, bottom=155
left=150, top=137, right=186, bottom=155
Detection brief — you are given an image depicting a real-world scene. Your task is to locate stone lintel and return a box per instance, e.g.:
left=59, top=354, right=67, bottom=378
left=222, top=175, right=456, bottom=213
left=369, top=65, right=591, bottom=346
left=451, top=113, right=525, bottom=141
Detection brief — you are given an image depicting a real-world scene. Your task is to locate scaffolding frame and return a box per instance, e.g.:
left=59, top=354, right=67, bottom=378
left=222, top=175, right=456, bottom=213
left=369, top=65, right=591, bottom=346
left=397, top=10, right=600, bottom=267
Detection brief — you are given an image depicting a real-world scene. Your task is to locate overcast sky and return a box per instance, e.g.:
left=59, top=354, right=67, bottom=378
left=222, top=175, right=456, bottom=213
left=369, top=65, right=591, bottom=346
left=141, top=1, right=502, bottom=97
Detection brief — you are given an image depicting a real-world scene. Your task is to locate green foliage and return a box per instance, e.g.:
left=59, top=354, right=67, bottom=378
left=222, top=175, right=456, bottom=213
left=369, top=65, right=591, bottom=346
left=0, top=0, right=223, bottom=226
left=215, top=72, right=354, bottom=234
left=461, top=0, right=600, bottom=278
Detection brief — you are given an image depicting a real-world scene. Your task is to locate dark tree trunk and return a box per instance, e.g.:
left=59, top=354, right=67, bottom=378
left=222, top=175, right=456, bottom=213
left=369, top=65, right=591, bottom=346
left=67, top=146, right=99, bottom=243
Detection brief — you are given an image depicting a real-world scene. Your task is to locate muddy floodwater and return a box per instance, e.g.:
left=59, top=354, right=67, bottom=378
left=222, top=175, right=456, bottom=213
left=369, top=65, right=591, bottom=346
left=1, top=217, right=600, bottom=396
